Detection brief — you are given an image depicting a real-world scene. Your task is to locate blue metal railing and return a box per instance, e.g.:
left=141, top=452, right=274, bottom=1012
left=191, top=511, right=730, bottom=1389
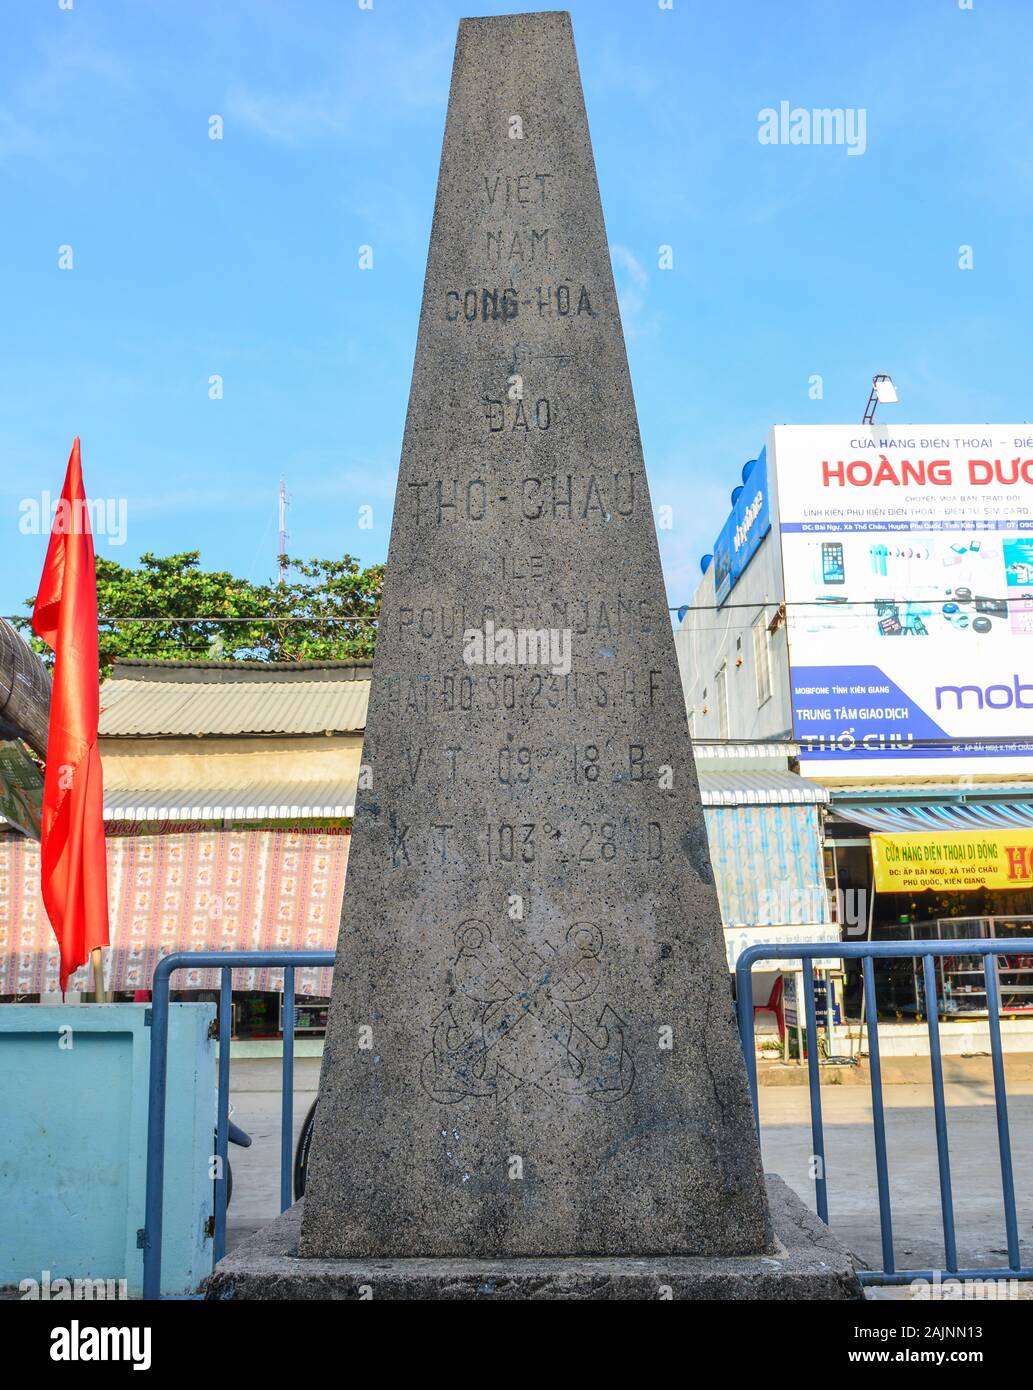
left=143, top=950, right=333, bottom=1301
left=736, top=939, right=1030, bottom=1288
left=143, top=942, right=1030, bottom=1296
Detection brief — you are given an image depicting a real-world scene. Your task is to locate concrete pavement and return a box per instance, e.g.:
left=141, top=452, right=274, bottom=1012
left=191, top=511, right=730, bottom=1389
left=759, top=1077, right=1033, bottom=1276
left=224, top=1059, right=1033, bottom=1283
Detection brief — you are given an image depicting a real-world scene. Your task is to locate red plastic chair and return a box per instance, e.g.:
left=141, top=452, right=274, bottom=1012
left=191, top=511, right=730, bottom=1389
left=754, top=974, right=785, bottom=1043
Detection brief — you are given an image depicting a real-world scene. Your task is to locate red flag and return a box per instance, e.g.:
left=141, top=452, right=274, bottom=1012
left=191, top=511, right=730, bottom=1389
left=32, top=438, right=109, bottom=991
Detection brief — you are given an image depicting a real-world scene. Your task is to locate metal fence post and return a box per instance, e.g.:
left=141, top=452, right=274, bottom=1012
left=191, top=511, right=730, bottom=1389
left=735, top=952, right=761, bottom=1132
left=214, top=971, right=232, bottom=1263
left=142, top=955, right=173, bottom=1301
left=984, top=956, right=1021, bottom=1270
left=281, top=965, right=296, bottom=1212
left=862, top=955, right=894, bottom=1275
left=801, top=960, right=828, bottom=1224
left=922, top=954, right=958, bottom=1272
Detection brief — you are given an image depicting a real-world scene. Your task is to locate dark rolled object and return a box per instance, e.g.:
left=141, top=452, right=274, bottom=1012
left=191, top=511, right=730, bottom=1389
left=0, top=617, right=51, bottom=758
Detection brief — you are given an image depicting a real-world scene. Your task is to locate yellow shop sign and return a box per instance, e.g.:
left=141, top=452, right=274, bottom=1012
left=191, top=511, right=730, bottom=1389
left=871, top=829, right=1033, bottom=893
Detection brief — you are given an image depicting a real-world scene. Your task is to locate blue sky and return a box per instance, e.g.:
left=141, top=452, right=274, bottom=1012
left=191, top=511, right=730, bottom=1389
left=2, top=0, right=1030, bottom=618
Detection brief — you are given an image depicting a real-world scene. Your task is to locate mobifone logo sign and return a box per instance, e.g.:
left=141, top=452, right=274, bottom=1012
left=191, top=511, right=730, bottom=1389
left=936, top=675, right=1033, bottom=710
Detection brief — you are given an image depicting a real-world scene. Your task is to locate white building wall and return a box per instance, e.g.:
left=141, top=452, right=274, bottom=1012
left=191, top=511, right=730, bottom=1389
left=675, top=528, right=793, bottom=743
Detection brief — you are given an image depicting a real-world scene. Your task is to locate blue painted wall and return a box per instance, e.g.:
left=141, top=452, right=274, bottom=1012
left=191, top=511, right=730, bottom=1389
left=0, top=1003, right=214, bottom=1297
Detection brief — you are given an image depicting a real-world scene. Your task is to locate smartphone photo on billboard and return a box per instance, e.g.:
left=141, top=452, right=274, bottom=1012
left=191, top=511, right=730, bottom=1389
left=821, top=541, right=845, bottom=585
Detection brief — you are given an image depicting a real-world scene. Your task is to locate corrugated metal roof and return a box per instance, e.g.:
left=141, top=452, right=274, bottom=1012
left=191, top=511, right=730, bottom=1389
left=98, top=771, right=825, bottom=819
left=693, top=741, right=800, bottom=766
left=100, top=664, right=370, bottom=736
left=110, top=659, right=367, bottom=673
left=103, top=781, right=355, bottom=820
left=698, top=770, right=828, bottom=806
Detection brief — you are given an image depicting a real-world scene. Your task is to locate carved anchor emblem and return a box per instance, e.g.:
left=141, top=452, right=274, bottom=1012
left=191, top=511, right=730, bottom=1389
left=420, top=919, right=635, bottom=1106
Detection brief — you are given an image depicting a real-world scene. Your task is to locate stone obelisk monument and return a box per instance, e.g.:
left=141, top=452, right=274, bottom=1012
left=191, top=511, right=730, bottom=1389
left=302, top=7, right=768, bottom=1260
left=210, top=11, right=858, bottom=1298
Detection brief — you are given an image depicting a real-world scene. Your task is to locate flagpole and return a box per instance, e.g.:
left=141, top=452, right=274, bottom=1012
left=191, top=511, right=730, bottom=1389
left=91, top=946, right=107, bottom=1003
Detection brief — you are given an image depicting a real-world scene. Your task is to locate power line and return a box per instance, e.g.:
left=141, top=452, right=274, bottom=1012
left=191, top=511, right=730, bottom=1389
left=669, top=596, right=1030, bottom=612
left=4, top=615, right=379, bottom=625
left=4, top=593, right=1028, bottom=625
left=691, top=736, right=1033, bottom=749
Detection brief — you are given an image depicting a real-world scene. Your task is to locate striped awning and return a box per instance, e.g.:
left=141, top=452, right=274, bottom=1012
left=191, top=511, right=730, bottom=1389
left=829, top=788, right=1033, bottom=833
left=832, top=801, right=1033, bottom=832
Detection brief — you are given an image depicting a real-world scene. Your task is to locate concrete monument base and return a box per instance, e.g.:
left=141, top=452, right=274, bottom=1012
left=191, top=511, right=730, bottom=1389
left=204, top=1176, right=862, bottom=1301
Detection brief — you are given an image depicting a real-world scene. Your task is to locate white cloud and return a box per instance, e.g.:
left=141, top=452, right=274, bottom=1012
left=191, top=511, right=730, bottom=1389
left=610, top=244, right=652, bottom=339
left=226, top=34, right=451, bottom=146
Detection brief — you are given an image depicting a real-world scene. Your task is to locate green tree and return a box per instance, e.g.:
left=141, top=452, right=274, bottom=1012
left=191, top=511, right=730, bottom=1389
left=19, top=551, right=381, bottom=675
left=265, top=554, right=382, bottom=663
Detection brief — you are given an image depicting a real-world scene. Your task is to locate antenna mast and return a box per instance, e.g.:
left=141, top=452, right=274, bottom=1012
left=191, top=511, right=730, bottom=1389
left=278, top=478, right=290, bottom=582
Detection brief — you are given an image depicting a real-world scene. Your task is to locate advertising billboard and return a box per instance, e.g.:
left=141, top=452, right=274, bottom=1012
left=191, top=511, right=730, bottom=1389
left=712, top=448, right=770, bottom=606
left=871, top=829, right=1033, bottom=893
left=772, top=425, right=1033, bottom=772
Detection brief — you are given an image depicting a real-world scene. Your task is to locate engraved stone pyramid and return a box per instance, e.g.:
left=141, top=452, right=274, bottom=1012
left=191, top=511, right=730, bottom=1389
left=299, top=9, right=770, bottom=1261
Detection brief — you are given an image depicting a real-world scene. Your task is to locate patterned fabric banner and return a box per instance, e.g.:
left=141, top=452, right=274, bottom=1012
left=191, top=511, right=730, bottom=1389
left=0, top=830, right=348, bottom=996
left=704, top=804, right=830, bottom=928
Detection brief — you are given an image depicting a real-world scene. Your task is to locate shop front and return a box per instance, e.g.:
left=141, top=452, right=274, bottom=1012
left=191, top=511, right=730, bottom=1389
left=826, top=791, right=1033, bottom=1043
